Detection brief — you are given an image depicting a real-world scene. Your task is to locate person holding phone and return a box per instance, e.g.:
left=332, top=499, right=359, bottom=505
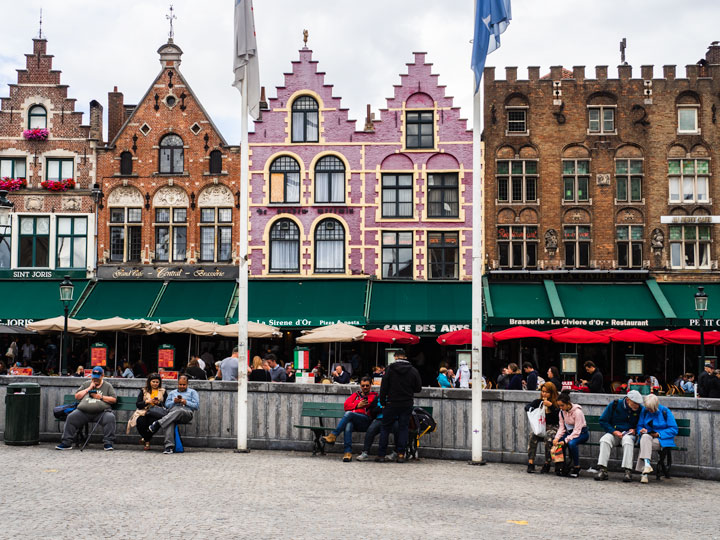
left=128, top=373, right=168, bottom=450
left=56, top=366, right=117, bottom=451
left=148, top=374, right=199, bottom=454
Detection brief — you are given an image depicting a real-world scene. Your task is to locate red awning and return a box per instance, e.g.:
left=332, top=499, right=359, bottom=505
left=549, top=327, right=610, bottom=344
left=545, top=328, right=573, bottom=336
left=436, top=328, right=495, bottom=348
left=609, top=328, right=665, bottom=345
left=362, top=329, right=420, bottom=345
left=493, top=326, right=551, bottom=341
left=652, top=328, right=720, bottom=345
left=595, top=328, right=621, bottom=337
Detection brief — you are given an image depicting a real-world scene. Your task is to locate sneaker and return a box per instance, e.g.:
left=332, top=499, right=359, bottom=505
left=640, top=474, right=649, bottom=484
left=163, top=448, right=174, bottom=455
left=396, top=453, right=406, bottom=464
left=594, top=467, right=609, bottom=481
left=374, top=455, right=386, bottom=462
left=586, top=466, right=598, bottom=474
left=356, top=452, right=370, bottom=462
left=343, top=452, right=352, bottom=462
left=569, top=466, right=580, bottom=478
left=527, top=463, right=535, bottom=474
left=322, top=433, right=336, bottom=445
left=149, top=421, right=161, bottom=434
left=103, top=444, right=114, bottom=451
left=55, top=443, right=72, bottom=451
left=623, top=469, right=633, bottom=483
left=387, top=451, right=398, bottom=461
left=642, top=464, right=653, bottom=475
left=540, top=463, right=551, bottom=474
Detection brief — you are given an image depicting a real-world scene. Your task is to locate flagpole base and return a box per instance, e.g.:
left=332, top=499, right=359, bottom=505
left=234, top=449, right=251, bottom=454
left=468, top=459, right=487, bottom=466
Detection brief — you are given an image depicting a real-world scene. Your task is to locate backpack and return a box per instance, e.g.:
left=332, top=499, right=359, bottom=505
left=409, top=407, right=437, bottom=436
left=53, top=401, right=79, bottom=421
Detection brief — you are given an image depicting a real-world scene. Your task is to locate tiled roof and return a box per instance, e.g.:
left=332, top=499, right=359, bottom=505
left=540, top=68, right=574, bottom=80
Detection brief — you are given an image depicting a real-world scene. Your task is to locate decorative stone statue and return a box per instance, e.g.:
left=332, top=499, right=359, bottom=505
left=544, top=229, right=558, bottom=250
left=651, top=228, right=664, bottom=252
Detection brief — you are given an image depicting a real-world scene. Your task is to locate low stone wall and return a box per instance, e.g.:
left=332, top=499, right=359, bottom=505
left=1, top=377, right=719, bottom=479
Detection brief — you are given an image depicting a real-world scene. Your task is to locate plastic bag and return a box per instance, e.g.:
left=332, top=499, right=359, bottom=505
left=526, top=404, right=546, bottom=436
left=551, top=443, right=565, bottom=463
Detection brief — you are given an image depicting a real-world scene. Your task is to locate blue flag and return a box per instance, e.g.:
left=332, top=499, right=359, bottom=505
left=472, top=0, right=512, bottom=93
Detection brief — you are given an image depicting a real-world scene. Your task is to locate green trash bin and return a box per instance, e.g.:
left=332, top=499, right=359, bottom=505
left=4, top=382, right=41, bottom=445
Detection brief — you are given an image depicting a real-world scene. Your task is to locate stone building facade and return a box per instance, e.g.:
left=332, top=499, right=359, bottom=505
left=95, top=39, right=241, bottom=275
left=0, top=38, right=99, bottom=278
left=483, top=42, right=720, bottom=282
left=248, top=47, right=473, bottom=280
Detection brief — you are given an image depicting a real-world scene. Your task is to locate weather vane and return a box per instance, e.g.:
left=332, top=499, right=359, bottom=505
left=167, top=4, right=177, bottom=40
left=303, top=29, right=308, bottom=46
left=38, top=9, right=43, bottom=39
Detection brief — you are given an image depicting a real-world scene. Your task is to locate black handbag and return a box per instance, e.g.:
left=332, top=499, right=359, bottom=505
left=146, top=406, right=167, bottom=420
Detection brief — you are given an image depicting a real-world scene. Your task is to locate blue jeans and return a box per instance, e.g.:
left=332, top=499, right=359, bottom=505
left=558, top=428, right=589, bottom=466
left=332, top=412, right=372, bottom=453
left=378, top=404, right=413, bottom=457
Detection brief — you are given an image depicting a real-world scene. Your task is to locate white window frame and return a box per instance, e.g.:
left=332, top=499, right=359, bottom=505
left=677, top=105, right=700, bottom=134
left=587, top=105, right=616, bottom=135
left=668, top=158, right=710, bottom=204
left=505, top=106, right=528, bottom=136
left=669, top=225, right=711, bottom=269
left=496, top=159, right=538, bottom=204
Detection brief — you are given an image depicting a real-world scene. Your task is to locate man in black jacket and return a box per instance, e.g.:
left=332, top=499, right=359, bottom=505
left=581, top=361, right=604, bottom=393
left=698, top=363, right=714, bottom=397
left=376, top=350, right=422, bottom=463
left=523, top=362, right=538, bottom=391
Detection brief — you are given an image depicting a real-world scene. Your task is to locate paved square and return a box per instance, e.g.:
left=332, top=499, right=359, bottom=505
left=0, top=443, right=717, bottom=539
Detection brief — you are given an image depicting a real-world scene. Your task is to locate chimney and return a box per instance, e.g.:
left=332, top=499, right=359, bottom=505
left=707, top=41, right=720, bottom=65
left=259, top=86, right=269, bottom=110
left=364, top=104, right=374, bottom=131
left=107, top=86, right=124, bottom=144
left=89, top=100, right=103, bottom=143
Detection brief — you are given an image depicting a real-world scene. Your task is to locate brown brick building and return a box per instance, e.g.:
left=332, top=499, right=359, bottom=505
left=482, top=42, right=720, bottom=331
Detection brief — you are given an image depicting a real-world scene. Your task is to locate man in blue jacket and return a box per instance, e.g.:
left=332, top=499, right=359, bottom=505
left=149, top=374, right=200, bottom=454
left=594, top=390, right=644, bottom=482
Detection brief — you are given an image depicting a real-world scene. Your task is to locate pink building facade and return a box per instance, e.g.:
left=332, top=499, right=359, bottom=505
left=248, top=48, right=473, bottom=281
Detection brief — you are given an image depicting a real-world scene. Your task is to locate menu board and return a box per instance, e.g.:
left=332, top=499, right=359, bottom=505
left=90, top=343, right=108, bottom=367
left=158, top=345, right=175, bottom=368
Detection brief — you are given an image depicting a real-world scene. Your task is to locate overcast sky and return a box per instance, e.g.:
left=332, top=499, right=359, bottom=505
left=1, top=0, right=719, bottom=143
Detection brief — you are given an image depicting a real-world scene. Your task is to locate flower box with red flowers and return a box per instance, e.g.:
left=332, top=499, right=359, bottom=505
left=0, top=177, right=26, bottom=191
left=41, top=178, right=75, bottom=191
left=23, top=128, right=49, bottom=141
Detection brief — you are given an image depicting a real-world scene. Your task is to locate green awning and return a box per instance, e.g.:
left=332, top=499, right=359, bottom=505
left=658, top=283, right=720, bottom=326
left=73, top=281, right=164, bottom=320
left=488, top=282, right=553, bottom=322
left=368, top=281, right=470, bottom=334
left=152, top=281, right=236, bottom=323
left=0, top=279, right=89, bottom=325
left=241, top=279, right=369, bottom=327
left=555, top=283, right=665, bottom=327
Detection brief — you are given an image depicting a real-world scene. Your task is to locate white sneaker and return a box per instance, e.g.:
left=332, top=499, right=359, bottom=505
left=586, top=466, right=598, bottom=474
left=356, top=452, right=370, bottom=461
left=387, top=451, right=398, bottom=461
left=642, top=464, right=653, bottom=474
left=640, top=474, right=649, bottom=484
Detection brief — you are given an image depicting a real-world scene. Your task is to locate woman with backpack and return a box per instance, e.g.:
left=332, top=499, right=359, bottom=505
left=552, top=390, right=589, bottom=478
left=524, top=381, right=560, bottom=474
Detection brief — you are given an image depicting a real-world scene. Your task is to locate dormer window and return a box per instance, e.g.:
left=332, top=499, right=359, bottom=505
left=405, top=111, right=433, bottom=149
left=159, top=134, right=184, bottom=174
left=291, top=96, right=319, bottom=143
left=28, top=105, right=47, bottom=129
left=120, top=152, right=133, bottom=175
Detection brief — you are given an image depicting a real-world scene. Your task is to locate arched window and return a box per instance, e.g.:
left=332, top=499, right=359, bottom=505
left=159, top=134, right=184, bottom=173
left=209, top=150, right=222, bottom=174
left=28, top=105, right=47, bottom=129
left=315, top=219, right=344, bottom=273
left=269, top=156, right=301, bottom=203
left=269, top=219, right=300, bottom=273
left=314, top=156, right=345, bottom=203
left=291, top=96, right=319, bottom=142
left=120, top=151, right=133, bottom=175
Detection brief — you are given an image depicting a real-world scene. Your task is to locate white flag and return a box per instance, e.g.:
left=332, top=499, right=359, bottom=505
left=233, top=0, right=260, bottom=120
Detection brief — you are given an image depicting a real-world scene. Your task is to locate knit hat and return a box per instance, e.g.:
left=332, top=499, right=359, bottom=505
left=626, top=390, right=644, bottom=405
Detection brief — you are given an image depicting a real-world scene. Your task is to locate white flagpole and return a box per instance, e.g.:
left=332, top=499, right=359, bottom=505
left=470, top=0, right=485, bottom=465
left=236, top=74, right=250, bottom=452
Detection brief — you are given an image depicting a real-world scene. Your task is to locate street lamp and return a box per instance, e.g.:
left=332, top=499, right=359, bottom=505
left=695, top=285, right=708, bottom=377
left=59, top=275, right=74, bottom=376
left=0, top=190, right=13, bottom=268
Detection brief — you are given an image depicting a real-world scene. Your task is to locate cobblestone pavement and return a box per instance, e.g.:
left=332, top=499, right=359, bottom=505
left=0, top=443, right=718, bottom=540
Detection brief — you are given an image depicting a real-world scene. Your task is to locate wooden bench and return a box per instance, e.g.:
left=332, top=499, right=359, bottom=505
left=294, top=401, right=433, bottom=457
left=586, top=414, right=691, bottom=476
left=58, top=394, right=138, bottom=447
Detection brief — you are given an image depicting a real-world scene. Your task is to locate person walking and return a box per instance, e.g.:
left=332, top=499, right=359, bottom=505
left=375, top=350, right=422, bottom=463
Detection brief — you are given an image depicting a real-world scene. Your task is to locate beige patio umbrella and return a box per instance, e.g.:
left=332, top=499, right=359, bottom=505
left=80, top=317, right=161, bottom=335
left=296, top=322, right=365, bottom=344
left=26, top=316, right=96, bottom=336
left=218, top=322, right=282, bottom=339
left=160, top=318, right=219, bottom=336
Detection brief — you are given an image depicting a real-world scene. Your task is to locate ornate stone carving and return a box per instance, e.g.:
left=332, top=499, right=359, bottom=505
left=651, top=228, right=664, bottom=256
left=544, top=229, right=558, bottom=255
left=153, top=186, right=188, bottom=206
left=61, top=196, right=82, bottom=211
left=25, top=196, right=44, bottom=211
left=107, top=186, right=144, bottom=206
left=198, top=184, right=233, bottom=207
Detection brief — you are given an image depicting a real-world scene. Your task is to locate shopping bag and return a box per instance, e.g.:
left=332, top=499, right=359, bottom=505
left=526, top=404, right=546, bottom=436
left=551, top=443, right=565, bottom=463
